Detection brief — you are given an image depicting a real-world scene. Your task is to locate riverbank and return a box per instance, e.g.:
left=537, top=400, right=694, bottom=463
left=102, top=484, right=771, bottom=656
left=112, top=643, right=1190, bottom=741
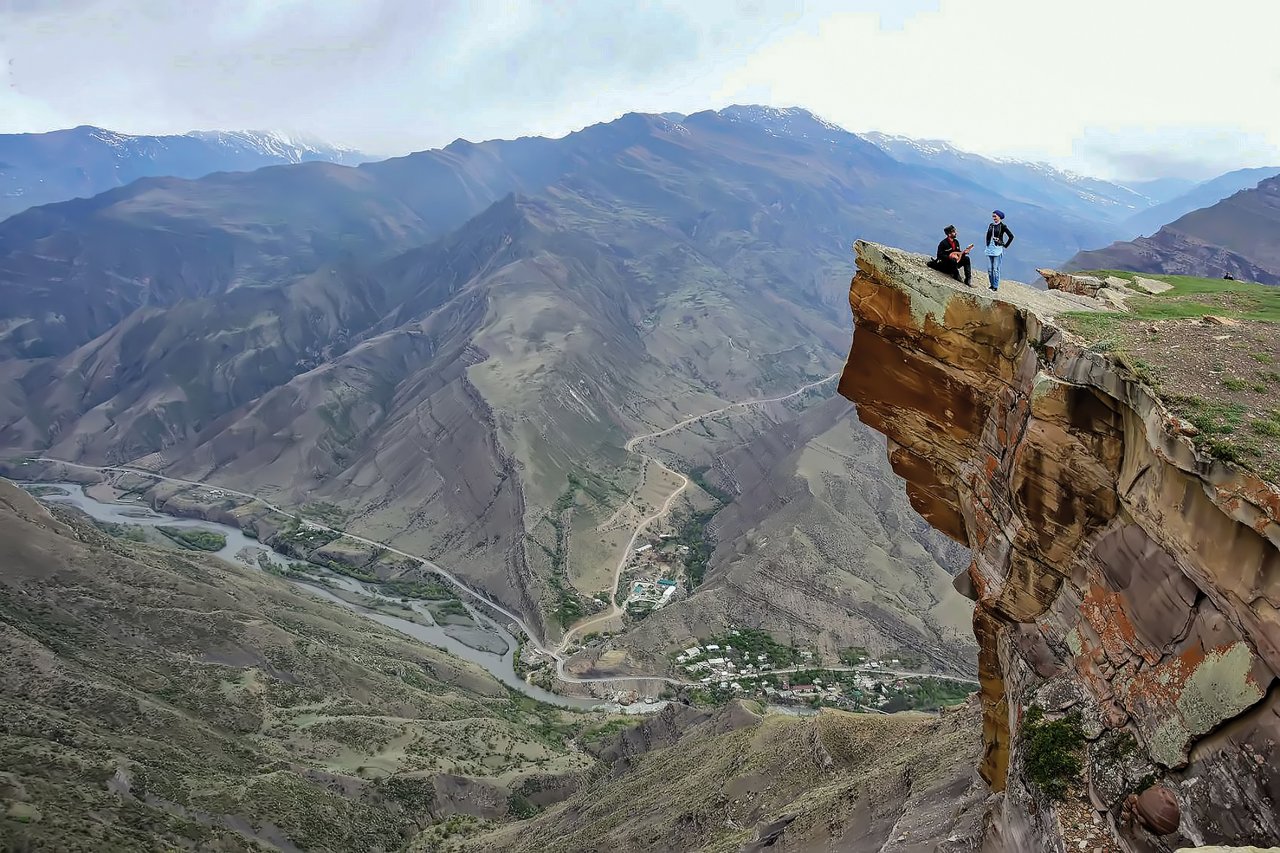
left=21, top=482, right=627, bottom=713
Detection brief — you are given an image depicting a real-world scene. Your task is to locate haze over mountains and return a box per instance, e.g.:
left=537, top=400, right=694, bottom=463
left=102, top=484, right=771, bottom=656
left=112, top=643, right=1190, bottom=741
left=1120, top=164, right=1280, bottom=237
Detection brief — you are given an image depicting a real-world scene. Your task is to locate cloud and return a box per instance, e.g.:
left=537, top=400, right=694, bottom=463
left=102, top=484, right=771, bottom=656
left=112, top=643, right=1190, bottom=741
left=1070, top=127, right=1280, bottom=182
left=1, top=0, right=1277, bottom=178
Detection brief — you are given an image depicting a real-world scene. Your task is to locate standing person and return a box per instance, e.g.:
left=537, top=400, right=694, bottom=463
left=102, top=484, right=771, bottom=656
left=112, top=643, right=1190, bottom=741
left=927, top=225, right=973, bottom=285
left=985, top=210, right=1014, bottom=291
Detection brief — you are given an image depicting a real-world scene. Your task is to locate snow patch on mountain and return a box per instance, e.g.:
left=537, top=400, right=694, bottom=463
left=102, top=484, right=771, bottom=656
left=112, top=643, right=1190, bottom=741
left=186, top=130, right=360, bottom=163
left=718, top=105, right=852, bottom=145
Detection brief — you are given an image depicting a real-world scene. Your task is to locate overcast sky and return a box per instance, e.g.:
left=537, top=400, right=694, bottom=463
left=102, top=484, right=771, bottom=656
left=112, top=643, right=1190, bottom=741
left=3, top=0, right=1278, bottom=181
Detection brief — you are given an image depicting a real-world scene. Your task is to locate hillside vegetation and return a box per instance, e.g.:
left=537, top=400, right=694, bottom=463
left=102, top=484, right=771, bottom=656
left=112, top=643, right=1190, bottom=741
left=0, top=479, right=593, bottom=852
left=1059, top=270, right=1280, bottom=481
left=460, top=700, right=986, bottom=853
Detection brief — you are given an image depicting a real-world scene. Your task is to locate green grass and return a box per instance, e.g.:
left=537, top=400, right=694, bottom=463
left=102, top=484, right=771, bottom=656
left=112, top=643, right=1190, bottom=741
left=1154, top=396, right=1271, bottom=468
left=1060, top=269, right=1280, bottom=352
left=1071, top=269, right=1280, bottom=324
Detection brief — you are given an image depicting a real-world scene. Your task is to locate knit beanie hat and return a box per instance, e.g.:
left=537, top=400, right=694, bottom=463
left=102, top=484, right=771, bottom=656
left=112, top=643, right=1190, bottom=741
left=992, top=210, right=1005, bottom=220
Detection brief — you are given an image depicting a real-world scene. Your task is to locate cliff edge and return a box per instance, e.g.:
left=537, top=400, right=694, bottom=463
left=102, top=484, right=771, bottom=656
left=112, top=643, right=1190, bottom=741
left=838, top=241, right=1279, bottom=850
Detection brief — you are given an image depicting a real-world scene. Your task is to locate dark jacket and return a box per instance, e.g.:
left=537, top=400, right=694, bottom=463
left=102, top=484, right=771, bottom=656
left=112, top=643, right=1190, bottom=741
left=985, top=221, right=1014, bottom=248
left=936, top=235, right=962, bottom=262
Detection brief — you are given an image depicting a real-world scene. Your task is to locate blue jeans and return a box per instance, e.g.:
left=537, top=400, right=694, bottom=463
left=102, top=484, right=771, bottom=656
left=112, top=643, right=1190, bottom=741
left=988, top=251, right=1003, bottom=289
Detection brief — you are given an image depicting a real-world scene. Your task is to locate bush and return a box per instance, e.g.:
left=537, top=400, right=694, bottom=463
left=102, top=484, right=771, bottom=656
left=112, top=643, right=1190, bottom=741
left=155, top=525, right=226, bottom=551
left=1021, top=705, right=1085, bottom=801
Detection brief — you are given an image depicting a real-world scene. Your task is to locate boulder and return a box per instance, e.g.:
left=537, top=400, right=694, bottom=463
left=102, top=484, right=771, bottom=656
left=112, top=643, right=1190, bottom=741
left=1134, top=785, right=1181, bottom=835
left=1132, top=276, right=1175, bottom=294
left=1096, top=288, right=1130, bottom=310
left=1039, top=268, right=1105, bottom=297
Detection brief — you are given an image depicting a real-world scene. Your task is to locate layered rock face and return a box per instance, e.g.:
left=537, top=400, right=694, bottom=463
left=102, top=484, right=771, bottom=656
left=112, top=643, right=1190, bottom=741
left=838, top=241, right=1280, bottom=850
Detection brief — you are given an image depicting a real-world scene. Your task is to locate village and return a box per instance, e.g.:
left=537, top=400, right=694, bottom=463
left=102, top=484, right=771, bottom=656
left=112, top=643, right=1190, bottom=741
left=672, top=628, right=974, bottom=713
left=605, top=533, right=974, bottom=714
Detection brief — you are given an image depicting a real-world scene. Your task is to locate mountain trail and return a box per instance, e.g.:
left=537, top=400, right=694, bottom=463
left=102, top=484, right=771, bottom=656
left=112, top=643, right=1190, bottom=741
left=556, top=372, right=840, bottom=653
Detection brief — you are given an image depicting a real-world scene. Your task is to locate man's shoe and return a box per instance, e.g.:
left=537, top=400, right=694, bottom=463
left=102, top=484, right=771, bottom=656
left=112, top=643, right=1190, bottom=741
left=989, top=285, right=998, bottom=291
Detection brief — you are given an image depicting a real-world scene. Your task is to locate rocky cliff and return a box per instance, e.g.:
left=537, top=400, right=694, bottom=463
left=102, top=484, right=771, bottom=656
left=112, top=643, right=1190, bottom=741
left=838, top=241, right=1280, bottom=850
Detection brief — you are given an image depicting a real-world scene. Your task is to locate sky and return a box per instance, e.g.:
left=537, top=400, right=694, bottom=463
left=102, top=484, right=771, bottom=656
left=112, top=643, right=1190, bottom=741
left=3, top=0, right=1279, bottom=181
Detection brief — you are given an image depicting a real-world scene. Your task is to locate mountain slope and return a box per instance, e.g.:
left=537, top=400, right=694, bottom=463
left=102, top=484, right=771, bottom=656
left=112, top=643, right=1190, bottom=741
left=0, top=125, right=365, bottom=220
left=0, top=106, right=1135, bottom=641
left=615, top=395, right=976, bottom=675
left=461, top=700, right=987, bottom=853
left=1067, top=174, right=1280, bottom=283
left=1121, top=165, right=1280, bottom=237
left=0, top=478, right=591, bottom=852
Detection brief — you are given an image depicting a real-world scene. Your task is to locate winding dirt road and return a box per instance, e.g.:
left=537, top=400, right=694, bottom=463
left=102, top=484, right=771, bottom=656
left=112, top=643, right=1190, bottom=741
left=556, top=372, right=841, bottom=651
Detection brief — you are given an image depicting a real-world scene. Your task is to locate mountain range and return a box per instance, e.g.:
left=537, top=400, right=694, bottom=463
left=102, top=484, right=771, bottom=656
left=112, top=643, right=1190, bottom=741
left=5, top=104, right=1279, bottom=851
left=1067, top=174, right=1280, bottom=283
left=0, top=104, right=1269, bottom=669
left=0, top=107, right=966, bottom=649
left=862, top=131, right=1155, bottom=221
left=0, top=125, right=365, bottom=220
left=1120, top=165, right=1280, bottom=237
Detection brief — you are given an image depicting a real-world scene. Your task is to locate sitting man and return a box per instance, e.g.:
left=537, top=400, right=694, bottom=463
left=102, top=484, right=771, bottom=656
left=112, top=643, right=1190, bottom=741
left=926, top=225, right=973, bottom=286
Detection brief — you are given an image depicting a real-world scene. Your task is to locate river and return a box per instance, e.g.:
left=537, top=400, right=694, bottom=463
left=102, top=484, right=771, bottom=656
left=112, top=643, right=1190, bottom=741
left=24, top=483, right=650, bottom=713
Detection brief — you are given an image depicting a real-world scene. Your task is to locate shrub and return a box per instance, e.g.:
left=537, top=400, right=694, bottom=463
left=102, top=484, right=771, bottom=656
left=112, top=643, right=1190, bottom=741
left=1021, top=705, right=1085, bottom=801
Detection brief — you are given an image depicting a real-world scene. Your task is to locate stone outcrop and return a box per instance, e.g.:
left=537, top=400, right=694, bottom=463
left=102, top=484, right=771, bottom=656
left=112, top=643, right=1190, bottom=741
left=839, top=241, right=1280, bottom=850
left=1040, top=268, right=1106, bottom=297
left=1040, top=267, right=1138, bottom=310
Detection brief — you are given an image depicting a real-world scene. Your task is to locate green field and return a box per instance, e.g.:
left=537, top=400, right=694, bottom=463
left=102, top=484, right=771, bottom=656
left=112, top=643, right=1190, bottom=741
left=1071, top=269, right=1280, bottom=324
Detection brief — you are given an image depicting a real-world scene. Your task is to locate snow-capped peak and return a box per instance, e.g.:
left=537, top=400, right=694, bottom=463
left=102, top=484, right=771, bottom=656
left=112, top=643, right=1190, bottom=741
left=185, top=129, right=357, bottom=163
left=718, top=105, right=853, bottom=144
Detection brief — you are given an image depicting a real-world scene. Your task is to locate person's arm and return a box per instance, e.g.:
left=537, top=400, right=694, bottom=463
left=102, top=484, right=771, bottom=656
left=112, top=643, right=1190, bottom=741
left=936, top=239, right=950, bottom=262
left=1002, top=224, right=1014, bottom=248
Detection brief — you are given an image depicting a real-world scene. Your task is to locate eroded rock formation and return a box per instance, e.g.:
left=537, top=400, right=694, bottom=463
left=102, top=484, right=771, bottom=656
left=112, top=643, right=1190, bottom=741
left=839, top=241, right=1280, bottom=850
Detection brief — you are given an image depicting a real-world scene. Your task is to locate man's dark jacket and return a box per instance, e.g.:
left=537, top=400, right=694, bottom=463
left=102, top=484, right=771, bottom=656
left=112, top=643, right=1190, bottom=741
left=936, top=235, right=962, bottom=262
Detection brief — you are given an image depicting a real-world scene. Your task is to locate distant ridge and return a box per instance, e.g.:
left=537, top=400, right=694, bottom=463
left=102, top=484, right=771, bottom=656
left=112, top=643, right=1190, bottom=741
left=1121, top=165, right=1280, bottom=238
left=1067, top=175, right=1280, bottom=284
left=0, top=125, right=365, bottom=220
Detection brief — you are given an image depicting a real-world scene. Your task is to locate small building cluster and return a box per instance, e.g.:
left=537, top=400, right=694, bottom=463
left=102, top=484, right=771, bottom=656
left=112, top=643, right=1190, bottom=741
left=624, top=578, right=678, bottom=613
left=672, top=628, right=974, bottom=713
left=620, top=534, right=687, bottom=617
